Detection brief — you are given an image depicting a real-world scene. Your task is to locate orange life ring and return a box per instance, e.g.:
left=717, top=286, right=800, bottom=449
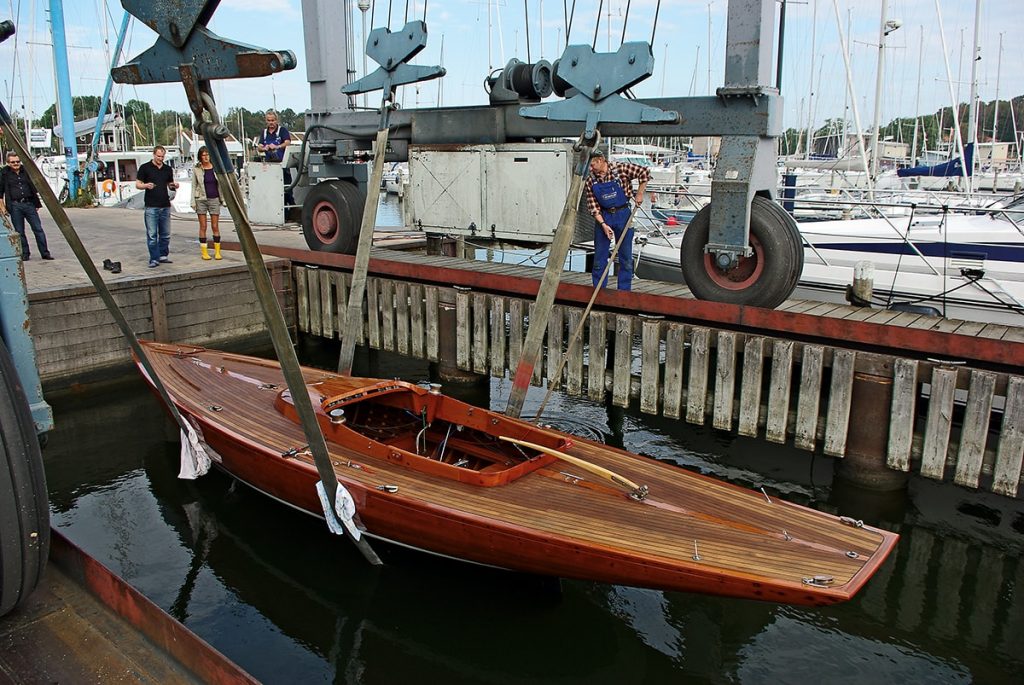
left=101, top=179, right=116, bottom=193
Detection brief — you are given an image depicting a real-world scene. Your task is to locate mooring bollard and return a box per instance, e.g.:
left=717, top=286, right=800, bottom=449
left=847, top=260, right=875, bottom=308
left=836, top=372, right=909, bottom=491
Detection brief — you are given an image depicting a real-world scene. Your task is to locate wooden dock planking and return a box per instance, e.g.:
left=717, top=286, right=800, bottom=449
left=662, top=323, right=686, bottom=420
left=823, top=349, right=855, bottom=457
left=766, top=340, right=794, bottom=444
left=954, top=370, right=996, bottom=489
left=308, top=268, right=323, bottom=337
left=921, top=367, right=958, bottom=480
left=425, top=286, right=440, bottom=362
left=489, top=295, right=507, bottom=377
left=546, top=307, right=565, bottom=389
left=472, top=293, right=489, bottom=374
left=295, top=265, right=310, bottom=333
left=456, top=289, right=470, bottom=370
left=992, top=377, right=1024, bottom=497
left=713, top=331, right=737, bottom=431
left=409, top=283, right=425, bottom=359
left=320, top=267, right=334, bottom=340
left=395, top=282, right=410, bottom=356
left=738, top=336, right=765, bottom=438
left=508, top=299, right=524, bottom=377
left=366, top=278, right=381, bottom=349
left=641, top=319, right=662, bottom=416
left=686, top=327, right=710, bottom=425
left=887, top=359, right=919, bottom=472
left=587, top=312, right=608, bottom=402
left=612, top=315, right=632, bottom=408
left=565, top=308, right=584, bottom=396
left=380, top=279, right=395, bottom=353
left=794, top=345, right=824, bottom=452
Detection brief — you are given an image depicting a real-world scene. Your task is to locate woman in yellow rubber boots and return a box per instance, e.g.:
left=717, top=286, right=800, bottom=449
left=190, top=146, right=222, bottom=260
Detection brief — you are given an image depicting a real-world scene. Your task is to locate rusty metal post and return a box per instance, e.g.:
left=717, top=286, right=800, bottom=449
left=836, top=372, right=909, bottom=491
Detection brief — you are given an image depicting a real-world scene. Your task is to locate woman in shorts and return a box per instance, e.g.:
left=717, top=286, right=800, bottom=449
left=191, top=146, right=222, bottom=260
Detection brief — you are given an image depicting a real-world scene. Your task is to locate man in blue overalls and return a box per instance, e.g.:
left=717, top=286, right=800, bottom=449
left=584, top=150, right=651, bottom=290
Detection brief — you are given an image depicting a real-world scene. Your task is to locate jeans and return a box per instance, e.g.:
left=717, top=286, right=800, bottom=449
left=9, top=201, right=49, bottom=259
left=283, top=167, right=295, bottom=206
left=592, top=209, right=634, bottom=291
left=144, top=207, right=171, bottom=262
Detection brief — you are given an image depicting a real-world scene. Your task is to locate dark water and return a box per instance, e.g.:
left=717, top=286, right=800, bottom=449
left=44, top=341, right=1023, bottom=684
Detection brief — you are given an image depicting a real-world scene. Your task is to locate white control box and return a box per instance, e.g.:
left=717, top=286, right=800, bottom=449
left=406, top=143, right=575, bottom=243
left=246, top=162, right=285, bottom=225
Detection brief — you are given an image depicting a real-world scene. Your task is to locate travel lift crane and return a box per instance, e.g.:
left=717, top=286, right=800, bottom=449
left=295, top=0, right=802, bottom=311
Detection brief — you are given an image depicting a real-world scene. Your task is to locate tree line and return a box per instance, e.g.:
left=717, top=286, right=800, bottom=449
left=3, top=95, right=305, bottom=152
left=779, top=95, right=1024, bottom=159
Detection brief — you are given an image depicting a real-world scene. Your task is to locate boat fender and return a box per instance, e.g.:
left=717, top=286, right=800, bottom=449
left=316, top=480, right=362, bottom=541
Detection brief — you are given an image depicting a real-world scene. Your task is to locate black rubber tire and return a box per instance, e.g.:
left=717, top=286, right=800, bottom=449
left=301, top=181, right=365, bottom=254
left=0, top=337, right=50, bottom=617
left=679, top=196, right=803, bottom=309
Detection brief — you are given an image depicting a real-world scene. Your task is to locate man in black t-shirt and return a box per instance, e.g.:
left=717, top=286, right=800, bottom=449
left=0, top=152, right=52, bottom=260
left=136, top=145, right=178, bottom=267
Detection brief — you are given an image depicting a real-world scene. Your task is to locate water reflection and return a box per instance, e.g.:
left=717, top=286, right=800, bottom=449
left=42, top=344, right=1023, bottom=683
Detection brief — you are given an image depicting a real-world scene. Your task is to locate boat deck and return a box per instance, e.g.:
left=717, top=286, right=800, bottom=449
left=0, top=531, right=255, bottom=684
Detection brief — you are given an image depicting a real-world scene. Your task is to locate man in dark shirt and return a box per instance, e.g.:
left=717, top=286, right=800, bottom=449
left=256, top=109, right=294, bottom=207
left=136, top=145, right=178, bottom=268
left=0, top=152, right=52, bottom=260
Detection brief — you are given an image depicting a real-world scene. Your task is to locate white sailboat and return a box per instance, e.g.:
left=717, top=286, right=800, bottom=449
left=633, top=194, right=1024, bottom=325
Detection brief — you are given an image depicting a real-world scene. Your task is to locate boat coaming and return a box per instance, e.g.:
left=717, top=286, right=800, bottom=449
left=136, top=342, right=897, bottom=606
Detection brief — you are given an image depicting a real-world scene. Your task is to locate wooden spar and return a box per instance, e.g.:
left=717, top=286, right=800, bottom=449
left=207, top=129, right=382, bottom=566
left=499, top=436, right=647, bottom=498
left=505, top=141, right=592, bottom=417
left=338, top=126, right=390, bottom=375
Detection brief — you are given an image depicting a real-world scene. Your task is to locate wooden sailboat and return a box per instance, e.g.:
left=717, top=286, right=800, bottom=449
left=135, top=341, right=897, bottom=606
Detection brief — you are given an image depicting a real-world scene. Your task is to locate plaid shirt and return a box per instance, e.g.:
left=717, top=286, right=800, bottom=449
left=584, top=161, right=651, bottom=219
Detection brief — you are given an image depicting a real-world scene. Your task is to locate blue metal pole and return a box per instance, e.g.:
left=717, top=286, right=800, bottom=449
left=49, top=0, right=79, bottom=198
left=84, top=12, right=130, bottom=186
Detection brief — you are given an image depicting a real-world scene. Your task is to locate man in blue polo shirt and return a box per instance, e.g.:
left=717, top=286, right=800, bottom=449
left=257, top=109, right=294, bottom=207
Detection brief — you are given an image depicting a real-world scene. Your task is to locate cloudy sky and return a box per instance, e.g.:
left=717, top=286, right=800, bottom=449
left=3, top=0, right=1022, bottom=137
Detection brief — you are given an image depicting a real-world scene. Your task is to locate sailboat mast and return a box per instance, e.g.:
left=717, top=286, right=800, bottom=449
left=25, top=0, right=37, bottom=149
left=910, top=27, right=923, bottom=166
left=992, top=33, right=1002, bottom=145
left=804, top=0, right=816, bottom=160
left=831, top=0, right=870, bottom=181
left=966, top=0, right=982, bottom=152
left=934, top=0, right=971, bottom=191
left=868, top=0, right=890, bottom=182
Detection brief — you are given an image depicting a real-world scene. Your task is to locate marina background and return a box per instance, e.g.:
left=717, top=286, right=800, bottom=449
left=2, top=1, right=1023, bottom=143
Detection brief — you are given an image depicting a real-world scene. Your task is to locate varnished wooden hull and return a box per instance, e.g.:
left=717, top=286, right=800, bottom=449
left=136, top=342, right=898, bottom=606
